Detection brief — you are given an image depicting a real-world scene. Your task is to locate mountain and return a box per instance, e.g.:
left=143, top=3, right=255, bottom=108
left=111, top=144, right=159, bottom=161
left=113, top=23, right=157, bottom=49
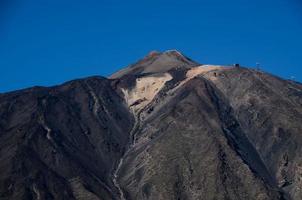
left=0, top=50, right=301, bottom=200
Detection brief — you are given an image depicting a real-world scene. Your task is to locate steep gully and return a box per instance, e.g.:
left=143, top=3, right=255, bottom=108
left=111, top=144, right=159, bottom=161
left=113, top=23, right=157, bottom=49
left=112, top=109, right=142, bottom=200
left=111, top=74, right=173, bottom=200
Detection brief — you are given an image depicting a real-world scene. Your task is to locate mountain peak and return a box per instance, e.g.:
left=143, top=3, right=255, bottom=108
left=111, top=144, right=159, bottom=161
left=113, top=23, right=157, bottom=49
left=163, top=49, right=183, bottom=55
left=146, top=50, right=161, bottom=57
left=110, top=50, right=199, bottom=79
left=145, top=49, right=187, bottom=60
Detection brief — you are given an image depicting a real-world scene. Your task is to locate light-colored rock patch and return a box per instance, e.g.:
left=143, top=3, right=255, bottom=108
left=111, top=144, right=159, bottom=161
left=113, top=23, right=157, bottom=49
left=169, top=65, right=226, bottom=94
left=122, top=73, right=172, bottom=112
left=186, top=65, right=224, bottom=79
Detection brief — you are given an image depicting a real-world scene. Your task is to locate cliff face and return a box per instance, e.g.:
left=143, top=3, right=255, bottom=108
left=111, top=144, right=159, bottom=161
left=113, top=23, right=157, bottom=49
left=0, top=50, right=301, bottom=200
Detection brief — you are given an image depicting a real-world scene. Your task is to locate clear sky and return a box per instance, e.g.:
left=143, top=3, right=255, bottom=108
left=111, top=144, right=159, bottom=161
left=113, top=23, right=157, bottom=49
left=0, top=0, right=301, bottom=92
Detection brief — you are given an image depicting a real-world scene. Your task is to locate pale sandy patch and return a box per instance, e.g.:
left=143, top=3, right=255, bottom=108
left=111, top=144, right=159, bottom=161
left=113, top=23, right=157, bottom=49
left=169, top=65, right=226, bottom=94
left=122, top=73, right=172, bottom=112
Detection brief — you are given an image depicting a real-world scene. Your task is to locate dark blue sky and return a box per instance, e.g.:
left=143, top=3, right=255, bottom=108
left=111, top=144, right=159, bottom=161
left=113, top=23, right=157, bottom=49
left=1, top=0, right=301, bottom=92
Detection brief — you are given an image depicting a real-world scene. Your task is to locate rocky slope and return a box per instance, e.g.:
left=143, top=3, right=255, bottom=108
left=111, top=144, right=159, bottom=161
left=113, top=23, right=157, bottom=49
left=0, top=50, right=301, bottom=200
